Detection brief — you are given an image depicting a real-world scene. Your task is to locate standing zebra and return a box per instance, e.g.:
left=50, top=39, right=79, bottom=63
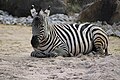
left=30, top=7, right=109, bottom=58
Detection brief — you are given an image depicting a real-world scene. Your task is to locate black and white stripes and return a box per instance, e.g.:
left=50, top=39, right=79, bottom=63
left=52, top=23, right=108, bottom=56
left=30, top=6, right=109, bottom=58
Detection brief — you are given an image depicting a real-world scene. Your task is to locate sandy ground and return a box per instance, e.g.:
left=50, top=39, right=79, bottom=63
left=0, top=24, right=120, bottom=80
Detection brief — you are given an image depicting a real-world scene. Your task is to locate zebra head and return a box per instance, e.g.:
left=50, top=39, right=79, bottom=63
left=31, top=5, right=50, bottom=39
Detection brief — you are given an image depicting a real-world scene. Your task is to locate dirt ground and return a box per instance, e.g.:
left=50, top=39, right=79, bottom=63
left=0, top=24, right=120, bottom=80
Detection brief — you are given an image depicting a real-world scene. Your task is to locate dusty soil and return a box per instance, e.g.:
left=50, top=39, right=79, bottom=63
left=0, top=24, right=120, bottom=80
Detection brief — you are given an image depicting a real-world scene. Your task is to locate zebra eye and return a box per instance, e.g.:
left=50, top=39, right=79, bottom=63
left=41, top=25, right=44, bottom=27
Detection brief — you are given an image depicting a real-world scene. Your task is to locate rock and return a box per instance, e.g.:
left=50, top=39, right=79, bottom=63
left=77, top=0, right=118, bottom=24
left=12, top=18, right=18, bottom=25
left=106, top=29, right=114, bottom=36
left=0, top=10, right=33, bottom=26
left=114, top=30, right=120, bottom=37
left=77, top=0, right=103, bottom=22
left=92, top=21, right=120, bottom=37
left=0, top=10, right=8, bottom=16
left=109, top=0, right=120, bottom=24
left=26, top=16, right=33, bottom=25
left=100, top=0, right=117, bottom=23
left=48, top=14, right=74, bottom=24
left=80, top=0, right=96, bottom=7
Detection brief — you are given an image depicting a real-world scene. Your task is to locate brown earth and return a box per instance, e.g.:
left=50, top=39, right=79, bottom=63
left=0, top=24, right=120, bottom=80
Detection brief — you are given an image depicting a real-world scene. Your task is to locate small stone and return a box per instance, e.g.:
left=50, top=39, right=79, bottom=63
left=49, top=59, right=55, bottom=62
left=106, top=29, right=114, bottom=36
left=114, top=30, right=120, bottom=37
left=56, top=56, right=64, bottom=59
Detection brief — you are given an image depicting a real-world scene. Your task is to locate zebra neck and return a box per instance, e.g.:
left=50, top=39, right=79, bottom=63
left=39, top=27, right=50, bottom=42
left=39, top=34, right=50, bottom=44
left=44, top=17, right=50, bottom=35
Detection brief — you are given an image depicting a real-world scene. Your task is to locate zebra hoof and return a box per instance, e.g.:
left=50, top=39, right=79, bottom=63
left=50, top=53, right=58, bottom=57
left=31, top=51, right=46, bottom=58
left=105, top=53, right=111, bottom=56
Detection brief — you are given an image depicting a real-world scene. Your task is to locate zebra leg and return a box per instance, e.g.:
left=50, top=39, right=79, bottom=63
left=94, top=45, right=105, bottom=56
left=105, top=48, right=108, bottom=56
left=31, top=51, right=58, bottom=58
left=54, top=48, right=69, bottom=57
left=105, top=48, right=111, bottom=56
left=31, top=51, right=48, bottom=58
left=95, top=45, right=111, bottom=56
left=93, top=46, right=110, bottom=57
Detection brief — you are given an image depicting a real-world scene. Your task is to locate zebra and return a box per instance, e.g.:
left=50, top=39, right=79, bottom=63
left=30, top=7, right=109, bottom=58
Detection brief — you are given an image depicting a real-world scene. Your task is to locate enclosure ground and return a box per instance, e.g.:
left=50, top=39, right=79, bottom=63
left=0, top=24, right=120, bottom=80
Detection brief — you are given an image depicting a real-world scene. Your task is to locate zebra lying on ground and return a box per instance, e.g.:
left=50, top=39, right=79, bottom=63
left=30, top=7, right=109, bottom=58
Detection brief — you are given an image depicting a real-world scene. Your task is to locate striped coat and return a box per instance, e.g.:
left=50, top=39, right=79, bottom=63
left=31, top=22, right=108, bottom=57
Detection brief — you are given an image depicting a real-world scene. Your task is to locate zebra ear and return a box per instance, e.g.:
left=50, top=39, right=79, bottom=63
left=44, top=6, right=50, bottom=17
left=39, top=6, right=50, bottom=17
left=30, top=5, right=38, bottom=17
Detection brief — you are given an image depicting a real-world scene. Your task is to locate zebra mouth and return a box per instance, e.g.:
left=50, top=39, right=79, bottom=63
left=34, top=22, right=42, bottom=28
